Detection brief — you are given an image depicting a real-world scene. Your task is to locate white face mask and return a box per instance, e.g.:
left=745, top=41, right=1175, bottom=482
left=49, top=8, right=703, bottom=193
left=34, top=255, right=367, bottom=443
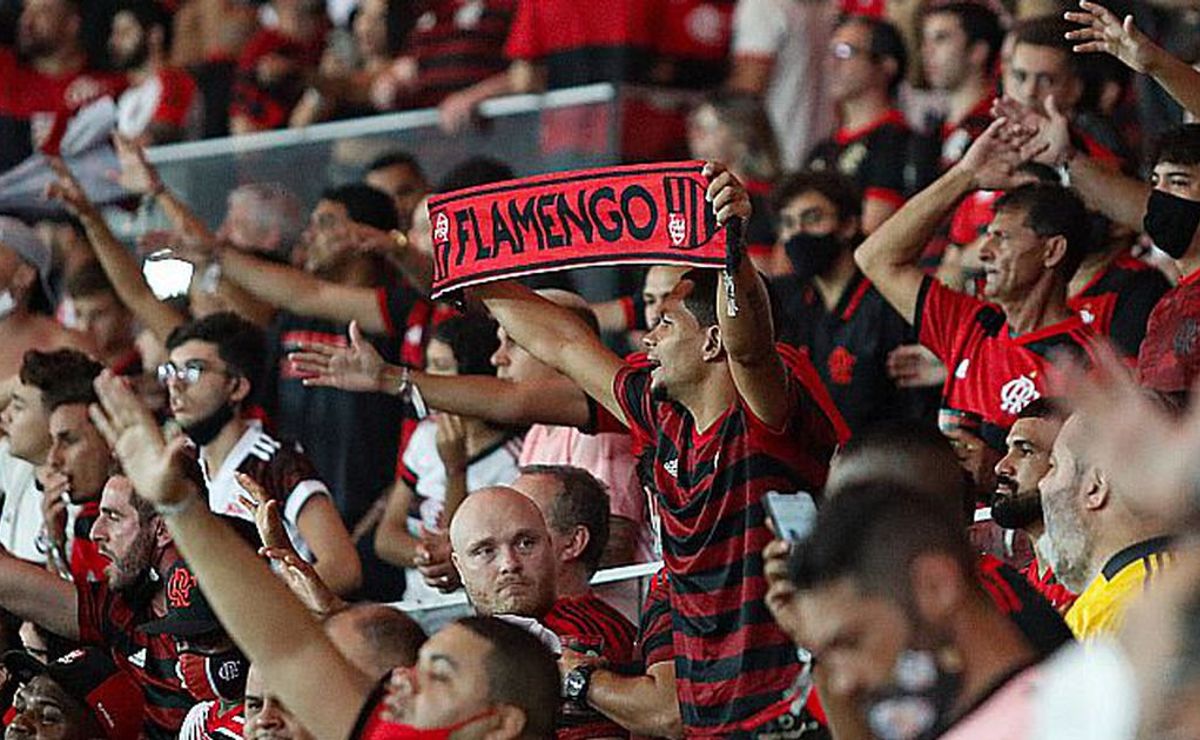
left=0, top=289, right=16, bottom=321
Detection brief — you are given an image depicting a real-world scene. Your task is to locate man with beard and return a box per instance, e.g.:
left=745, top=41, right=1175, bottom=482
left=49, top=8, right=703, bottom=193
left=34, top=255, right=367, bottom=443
left=0, top=474, right=193, bottom=737
left=771, top=170, right=933, bottom=432
left=1038, top=411, right=1173, bottom=641
left=162, top=311, right=361, bottom=595
left=782, top=482, right=1042, bottom=740
left=0, top=0, right=119, bottom=172
left=992, top=398, right=1075, bottom=612
left=109, top=0, right=202, bottom=145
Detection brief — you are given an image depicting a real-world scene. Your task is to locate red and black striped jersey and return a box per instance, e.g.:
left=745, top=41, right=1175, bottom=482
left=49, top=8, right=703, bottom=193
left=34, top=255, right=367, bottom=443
left=977, top=554, right=1073, bottom=658
left=75, top=578, right=191, bottom=739
left=612, top=353, right=845, bottom=736
left=1020, top=555, right=1077, bottom=614
left=401, top=0, right=516, bottom=109
left=1069, top=253, right=1170, bottom=359
left=544, top=593, right=637, bottom=739
left=916, top=276, right=1097, bottom=451
left=637, top=570, right=674, bottom=669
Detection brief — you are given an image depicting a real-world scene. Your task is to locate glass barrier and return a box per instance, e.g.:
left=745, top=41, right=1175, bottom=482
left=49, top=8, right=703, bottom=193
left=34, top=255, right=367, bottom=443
left=113, top=84, right=702, bottom=300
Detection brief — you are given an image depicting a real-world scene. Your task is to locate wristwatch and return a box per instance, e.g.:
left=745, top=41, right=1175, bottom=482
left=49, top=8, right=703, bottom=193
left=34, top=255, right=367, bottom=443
left=562, top=665, right=596, bottom=705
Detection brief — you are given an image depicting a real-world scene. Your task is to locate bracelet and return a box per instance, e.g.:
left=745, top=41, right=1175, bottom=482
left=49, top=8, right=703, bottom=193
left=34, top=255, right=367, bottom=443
left=154, top=493, right=201, bottom=518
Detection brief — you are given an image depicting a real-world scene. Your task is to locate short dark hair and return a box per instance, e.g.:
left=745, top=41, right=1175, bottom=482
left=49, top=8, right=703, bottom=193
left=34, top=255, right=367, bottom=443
left=1011, top=15, right=1080, bottom=76
left=1149, top=124, right=1200, bottom=168
left=679, top=268, right=719, bottom=328
left=165, top=312, right=266, bottom=390
left=789, top=482, right=977, bottom=603
left=333, top=604, right=427, bottom=673
left=432, top=315, right=500, bottom=377
left=455, top=617, right=559, bottom=740
left=923, top=2, right=1004, bottom=71
left=519, top=465, right=610, bottom=575
left=841, top=16, right=909, bottom=97
left=320, top=184, right=399, bottom=232
left=114, top=0, right=173, bottom=52
left=831, top=419, right=971, bottom=523
left=64, top=260, right=117, bottom=300
left=436, top=158, right=515, bottom=193
left=19, top=349, right=104, bottom=402
left=366, top=151, right=425, bottom=181
left=772, top=170, right=863, bottom=223
left=993, top=183, right=1092, bottom=281
left=1016, top=397, right=1067, bottom=422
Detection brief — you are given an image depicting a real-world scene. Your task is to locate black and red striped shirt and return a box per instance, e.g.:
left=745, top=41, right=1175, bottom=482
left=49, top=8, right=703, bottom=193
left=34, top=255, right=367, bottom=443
left=613, top=352, right=845, bottom=736
left=544, top=593, right=637, bottom=739
left=977, top=554, right=1073, bottom=658
left=400, top=0, right=516, bottom=109
left=1069, top=253, right=1170, bottom=359
left=75, top=577, right=190, bottom=739
left=637, top=570, right=674, bottom=669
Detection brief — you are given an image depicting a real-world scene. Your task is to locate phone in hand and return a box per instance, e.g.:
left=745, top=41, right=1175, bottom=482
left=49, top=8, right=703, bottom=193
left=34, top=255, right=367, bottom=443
left=765, top=491, right=818, bottom=543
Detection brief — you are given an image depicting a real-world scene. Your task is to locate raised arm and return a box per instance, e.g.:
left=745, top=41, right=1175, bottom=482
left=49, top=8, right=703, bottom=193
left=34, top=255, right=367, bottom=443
left=289, top=321, right=598, bottom=428
left=0, top=550, right=79, bottom=639
left=46, top=159, right=186, bottom=341
left=705, top=162, right=790, bottom=429
left=469, top=282, right=627, bottom=423
left=856, top=119, right=1032, bottom=324
left=91, top=372, right=373, bottom=740
left=1066, top=1, right=1200, bottom=118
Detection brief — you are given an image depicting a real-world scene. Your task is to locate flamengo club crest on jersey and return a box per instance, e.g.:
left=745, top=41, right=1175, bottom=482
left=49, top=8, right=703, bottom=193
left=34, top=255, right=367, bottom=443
left=999, top=374, right=1040, bottom=415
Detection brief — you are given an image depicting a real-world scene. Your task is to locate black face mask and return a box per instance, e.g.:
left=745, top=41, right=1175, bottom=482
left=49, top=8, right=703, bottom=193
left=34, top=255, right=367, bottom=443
left=182, top=403, right=237, bottom=447
left=991, top=485, right=1044, bottom=530
left=865, top=649, right=964, bottom=740
left=784, top=232, right=845, bottom=282
left=1144, top=189, right=1200, bottom=260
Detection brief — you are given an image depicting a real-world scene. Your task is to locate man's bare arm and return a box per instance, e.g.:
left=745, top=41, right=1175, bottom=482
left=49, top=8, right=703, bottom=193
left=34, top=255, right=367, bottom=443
left=1067, top=154, right=1151, bottom=230
left=472, top=281, right=627, bottom=423
left=707, top=164, right=790, bottom=429
left=0, top=552, right=79, bottom=639
left=586, top=661, right=682, bottom=739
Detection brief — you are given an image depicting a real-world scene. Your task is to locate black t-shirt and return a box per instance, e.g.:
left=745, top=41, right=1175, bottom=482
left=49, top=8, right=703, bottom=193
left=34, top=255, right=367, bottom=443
left=260, top=285, right=418, bottom=528
left=774, top=271, right=934, bottom=433
left=1069, top=254, right=1171, bottom=358
left=805, top=109, right=915, bottom=208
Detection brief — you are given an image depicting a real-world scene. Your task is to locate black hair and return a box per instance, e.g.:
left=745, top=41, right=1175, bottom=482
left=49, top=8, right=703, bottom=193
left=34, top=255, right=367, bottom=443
left=431, top=315, right=500, bottom=377
left=319, top=183, right=399, bottom=232
left=64, top=260, right=118, bottom=300
left=993, top=182, right=1092, bottom=281
left=840, top=15, right=909, bottom=97
left=1016, top=397, right=1068, bottom=422
left=678, top=268, right=719, bottom=328
left=1012, top=15, right=1080, bottom=76
left=923, top=2, right=1004, bottom=72
left=165, top=311, right=266, bottom=390
left=18, top=349, right=103, bottom=401
left=1149, top=124, right=1200, bottom=168
left=366, top=150, right=425, bottom=181
left=772, top=170, right=863, bottom=222
left=518, top=465, right=610, bottom=576
left=789, top=481, right=977, bottom=603
left=436, top=157, right=515, bottom=193
left=113, top=0, right=174, bottom=53
left=455, top=616, right=559, bottom=740
left=330, top=604, right=427, bottom=672
left=830, top=419, right=971, bottom=524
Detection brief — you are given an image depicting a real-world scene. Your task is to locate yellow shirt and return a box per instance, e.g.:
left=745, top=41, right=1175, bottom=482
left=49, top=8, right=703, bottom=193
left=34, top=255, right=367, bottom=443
left=1065, top=536, right=1172, bottom=641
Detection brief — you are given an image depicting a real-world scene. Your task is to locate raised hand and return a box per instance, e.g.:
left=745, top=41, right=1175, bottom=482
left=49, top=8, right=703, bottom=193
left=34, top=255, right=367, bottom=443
left=703, top=161, right=752, bottom=227
left=957, top=117, right=1042, bottom=191
left=110, top=133, right=164, bottom=196
left=236, top=472, right=290, bottom=551
left=44, top=157, right=97, bottom=216
left=415, top=526, right=459, bottom=593
left=1064, top=1, right=1160, bottom=74
left=259, top=544, right=347, bottom=616
left=287, top=321, right=388, bottom=393
left=435, top=413, right=468, bottom=473
left=886, top=344, right=947, bottom=389
left=90, top=370, right=199, bottom=508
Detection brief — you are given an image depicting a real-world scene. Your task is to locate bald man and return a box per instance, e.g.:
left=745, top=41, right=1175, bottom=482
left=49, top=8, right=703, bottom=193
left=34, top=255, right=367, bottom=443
left=449, top=486, right=634, bottom=739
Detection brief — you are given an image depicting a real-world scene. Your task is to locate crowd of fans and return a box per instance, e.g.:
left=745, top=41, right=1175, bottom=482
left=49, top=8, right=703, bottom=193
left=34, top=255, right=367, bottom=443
left=3, top=0, right=1200, bottom=738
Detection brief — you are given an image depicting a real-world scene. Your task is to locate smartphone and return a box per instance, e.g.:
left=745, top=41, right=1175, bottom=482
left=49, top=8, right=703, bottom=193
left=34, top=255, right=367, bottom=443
left=765, top=491, right=818, bottom=543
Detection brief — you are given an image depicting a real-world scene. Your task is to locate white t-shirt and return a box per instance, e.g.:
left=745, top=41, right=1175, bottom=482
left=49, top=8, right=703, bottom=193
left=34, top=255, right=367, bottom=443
left=200, top=422, right=330, bottom=562
left=0, top=439, right=45, bottom=563
left=732, top=0, right=837, bottom=169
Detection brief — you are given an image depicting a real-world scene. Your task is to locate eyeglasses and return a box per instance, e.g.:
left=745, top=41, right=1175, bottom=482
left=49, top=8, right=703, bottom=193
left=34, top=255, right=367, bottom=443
left=156, top=360, right=233, bottom=387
